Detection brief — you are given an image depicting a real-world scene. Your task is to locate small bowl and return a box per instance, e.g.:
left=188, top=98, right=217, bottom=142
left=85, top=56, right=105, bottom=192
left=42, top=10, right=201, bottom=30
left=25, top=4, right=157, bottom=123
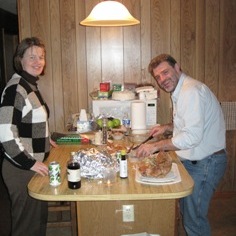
left=111, top=131, right=124, bottom=140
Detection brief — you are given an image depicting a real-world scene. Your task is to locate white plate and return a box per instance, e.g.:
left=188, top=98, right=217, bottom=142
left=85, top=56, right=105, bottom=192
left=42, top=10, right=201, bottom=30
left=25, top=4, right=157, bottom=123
left=137, top=164, right=176, bottom=183
left=135, top=163, right=181, bottom=185
left=112, top=133, right=124, bottom=140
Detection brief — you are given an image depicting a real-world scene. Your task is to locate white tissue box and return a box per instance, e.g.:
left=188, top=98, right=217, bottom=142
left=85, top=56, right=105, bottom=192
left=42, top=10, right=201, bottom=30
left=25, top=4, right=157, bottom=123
left=77, top=121, right=91, bottom=133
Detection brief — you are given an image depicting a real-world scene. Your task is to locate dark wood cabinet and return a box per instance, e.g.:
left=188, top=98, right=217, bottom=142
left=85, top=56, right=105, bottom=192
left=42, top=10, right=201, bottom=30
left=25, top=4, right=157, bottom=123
left=0, top=8, right=18, bottom=95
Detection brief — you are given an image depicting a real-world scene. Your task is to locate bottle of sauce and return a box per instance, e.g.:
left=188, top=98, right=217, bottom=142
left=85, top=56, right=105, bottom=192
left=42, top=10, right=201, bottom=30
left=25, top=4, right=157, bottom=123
left=67, top=152, right=81, bottom=189
left=120, top=149, right=128, bottom=178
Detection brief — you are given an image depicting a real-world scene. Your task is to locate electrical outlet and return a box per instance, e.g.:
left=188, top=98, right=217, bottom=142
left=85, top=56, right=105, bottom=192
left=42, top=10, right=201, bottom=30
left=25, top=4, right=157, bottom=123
left=122, top=205, right=134, bottom=222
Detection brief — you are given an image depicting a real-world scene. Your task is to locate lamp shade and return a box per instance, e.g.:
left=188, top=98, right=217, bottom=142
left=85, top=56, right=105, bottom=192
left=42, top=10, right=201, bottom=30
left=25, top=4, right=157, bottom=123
left=80, top=1, right=140, bottom=27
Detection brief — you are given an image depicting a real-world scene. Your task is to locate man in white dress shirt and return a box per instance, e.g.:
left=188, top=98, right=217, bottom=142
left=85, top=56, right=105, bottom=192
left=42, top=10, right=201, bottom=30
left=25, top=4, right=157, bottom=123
left=136, top=54, right=227, bottom=236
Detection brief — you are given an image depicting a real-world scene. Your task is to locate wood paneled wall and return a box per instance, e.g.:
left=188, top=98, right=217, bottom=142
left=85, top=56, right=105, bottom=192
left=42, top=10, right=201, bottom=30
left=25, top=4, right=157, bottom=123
left=17, top=0, right=236, bottom=192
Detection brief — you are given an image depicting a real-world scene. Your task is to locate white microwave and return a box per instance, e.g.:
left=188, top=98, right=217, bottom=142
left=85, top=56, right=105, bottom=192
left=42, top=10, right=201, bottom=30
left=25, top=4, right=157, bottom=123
left=92, top=99, right=157, bottom=127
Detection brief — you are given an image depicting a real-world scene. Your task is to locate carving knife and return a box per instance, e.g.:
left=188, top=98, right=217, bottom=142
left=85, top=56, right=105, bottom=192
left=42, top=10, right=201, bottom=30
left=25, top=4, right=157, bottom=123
left=132, top=135, right=154, bottom=150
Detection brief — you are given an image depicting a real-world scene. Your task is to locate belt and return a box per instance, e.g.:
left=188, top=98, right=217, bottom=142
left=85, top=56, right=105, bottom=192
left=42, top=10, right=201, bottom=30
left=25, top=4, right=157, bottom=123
left=191, top=149, right=225, bottom=165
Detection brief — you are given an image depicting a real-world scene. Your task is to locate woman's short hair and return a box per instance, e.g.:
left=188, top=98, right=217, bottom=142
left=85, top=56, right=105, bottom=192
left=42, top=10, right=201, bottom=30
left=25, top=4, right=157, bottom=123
left=13, top=37, right=46, bottom=75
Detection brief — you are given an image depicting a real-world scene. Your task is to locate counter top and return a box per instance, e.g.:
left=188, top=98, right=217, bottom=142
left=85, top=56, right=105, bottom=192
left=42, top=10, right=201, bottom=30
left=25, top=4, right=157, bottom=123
left=28, top=144, right=194, bottom=201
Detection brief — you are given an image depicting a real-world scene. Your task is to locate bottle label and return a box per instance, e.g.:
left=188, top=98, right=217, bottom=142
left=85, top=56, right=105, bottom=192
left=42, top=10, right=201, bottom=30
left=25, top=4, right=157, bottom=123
left=122, top=118, right=131, bottom=127
left=67, top=169, right=81, bottom=182
left=120, top=160, right=128, bottom=178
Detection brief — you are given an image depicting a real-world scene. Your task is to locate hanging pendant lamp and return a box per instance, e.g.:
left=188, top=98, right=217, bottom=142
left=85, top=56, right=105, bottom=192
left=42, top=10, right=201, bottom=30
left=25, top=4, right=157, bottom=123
left=80, top=1, right=140, bottom=27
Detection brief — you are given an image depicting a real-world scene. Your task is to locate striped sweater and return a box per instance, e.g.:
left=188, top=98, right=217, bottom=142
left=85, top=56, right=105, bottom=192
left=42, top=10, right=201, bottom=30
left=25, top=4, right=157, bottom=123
left=0, top=72, right=50, bottom=169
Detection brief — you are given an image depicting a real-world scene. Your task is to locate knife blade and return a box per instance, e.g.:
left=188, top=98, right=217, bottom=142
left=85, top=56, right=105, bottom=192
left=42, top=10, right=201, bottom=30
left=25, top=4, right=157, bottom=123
left=132, top=135, right=154, bottom=150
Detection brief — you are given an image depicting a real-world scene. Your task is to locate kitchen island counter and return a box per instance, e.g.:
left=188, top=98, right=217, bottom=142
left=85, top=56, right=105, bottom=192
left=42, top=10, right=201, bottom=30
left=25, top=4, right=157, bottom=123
left=28, top=144, right=194, bottom=236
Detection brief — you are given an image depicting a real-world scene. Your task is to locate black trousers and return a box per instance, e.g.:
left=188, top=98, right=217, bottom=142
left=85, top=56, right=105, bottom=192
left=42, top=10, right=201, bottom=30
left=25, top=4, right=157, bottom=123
left=2, top=159, right=48, bottom=236
left=0, top=151, right=11, bottom=236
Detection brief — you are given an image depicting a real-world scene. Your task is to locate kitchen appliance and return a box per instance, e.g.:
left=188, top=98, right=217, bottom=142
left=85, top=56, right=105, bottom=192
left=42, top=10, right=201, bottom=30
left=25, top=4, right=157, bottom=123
left=92, top=99, right=157, bottom=128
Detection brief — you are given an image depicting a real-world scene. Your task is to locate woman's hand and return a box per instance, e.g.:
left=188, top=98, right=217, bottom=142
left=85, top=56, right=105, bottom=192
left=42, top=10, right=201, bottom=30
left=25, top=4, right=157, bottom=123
left=50, top=139, right=58, bottom=148
left=30, top=161, right=48, bottom=176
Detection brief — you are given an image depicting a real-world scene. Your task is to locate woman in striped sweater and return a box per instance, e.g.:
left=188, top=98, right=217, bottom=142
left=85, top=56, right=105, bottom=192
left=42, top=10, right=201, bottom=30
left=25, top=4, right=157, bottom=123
left=0, top=37, right=54, bottom=236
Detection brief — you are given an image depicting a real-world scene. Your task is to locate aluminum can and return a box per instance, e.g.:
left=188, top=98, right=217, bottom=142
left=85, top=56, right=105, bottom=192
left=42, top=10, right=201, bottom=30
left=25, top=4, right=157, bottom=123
left=49, top=161, right=61, bottom=186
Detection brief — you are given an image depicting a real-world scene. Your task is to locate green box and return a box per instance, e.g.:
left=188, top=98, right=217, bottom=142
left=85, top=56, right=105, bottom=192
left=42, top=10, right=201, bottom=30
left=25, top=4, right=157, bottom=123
left=112, top=84, right=122, bottom=91
left=98, top=90, right=112, bottom=98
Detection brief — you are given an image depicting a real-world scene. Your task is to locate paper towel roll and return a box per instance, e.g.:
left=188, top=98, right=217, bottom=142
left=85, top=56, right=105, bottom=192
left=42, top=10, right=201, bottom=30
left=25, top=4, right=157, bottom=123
left=131, top=101, right=146, bottom=131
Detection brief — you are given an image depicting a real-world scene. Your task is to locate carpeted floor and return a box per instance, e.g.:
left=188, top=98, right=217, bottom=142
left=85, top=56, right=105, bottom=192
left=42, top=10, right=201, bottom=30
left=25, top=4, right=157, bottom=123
left=208, top=195, right=236, bottom=236
left=178, top=195, right=236, bottom=236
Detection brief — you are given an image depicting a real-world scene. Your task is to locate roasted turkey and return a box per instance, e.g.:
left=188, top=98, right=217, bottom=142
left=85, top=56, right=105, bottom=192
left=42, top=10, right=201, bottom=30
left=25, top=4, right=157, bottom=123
left=137, top=151, right=172, bottom=178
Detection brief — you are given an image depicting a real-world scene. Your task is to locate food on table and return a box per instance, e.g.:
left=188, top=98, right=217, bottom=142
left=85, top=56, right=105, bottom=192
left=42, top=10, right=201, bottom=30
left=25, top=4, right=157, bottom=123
left=73, top=147, right=119, bottom=179
left=96, top=117, right=121, bottom=129
left=106, top=141, right=130, bottom=154
left=96, top=119, right=103, bottom=128
left=112, top=118, right=121, bottom=127
left=137, top=151, right=172, bottom=178
left=106, top=120, right=113, bottom=129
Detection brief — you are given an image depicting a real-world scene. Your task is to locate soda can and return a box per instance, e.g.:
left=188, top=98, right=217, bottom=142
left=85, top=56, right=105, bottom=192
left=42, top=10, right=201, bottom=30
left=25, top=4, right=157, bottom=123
left=49, top=161, right=61, bottom=186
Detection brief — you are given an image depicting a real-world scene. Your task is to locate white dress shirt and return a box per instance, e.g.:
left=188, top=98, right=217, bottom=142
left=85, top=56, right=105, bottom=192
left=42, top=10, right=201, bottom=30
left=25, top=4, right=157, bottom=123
left=171, top=73, right=226, bottom=160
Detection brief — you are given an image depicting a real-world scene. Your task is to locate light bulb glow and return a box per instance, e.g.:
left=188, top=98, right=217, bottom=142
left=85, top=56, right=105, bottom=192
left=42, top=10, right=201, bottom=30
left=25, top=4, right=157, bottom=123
left=80, top=1, right=140, bottom=27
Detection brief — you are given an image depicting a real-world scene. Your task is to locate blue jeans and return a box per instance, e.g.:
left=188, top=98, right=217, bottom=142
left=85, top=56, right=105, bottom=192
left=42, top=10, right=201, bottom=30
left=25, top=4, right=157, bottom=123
left=180, top=151, right=227, bottom=236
